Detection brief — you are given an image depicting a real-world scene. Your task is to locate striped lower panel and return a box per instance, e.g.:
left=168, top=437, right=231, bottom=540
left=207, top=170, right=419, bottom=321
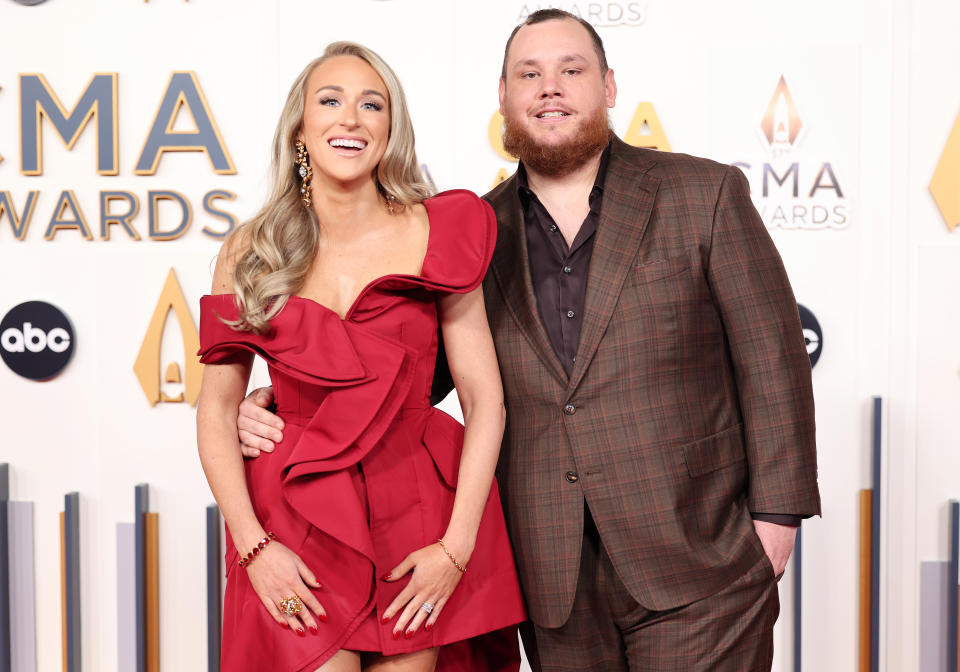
left=117, top=523, right=136, bottom=671
left=920, top=561, right=950, bottom=672
left=8, top=501, right=36, bottom=672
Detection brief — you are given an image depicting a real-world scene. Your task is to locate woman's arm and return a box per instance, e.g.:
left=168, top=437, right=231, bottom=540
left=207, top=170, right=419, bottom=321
left=196, top=244, right=324, bottom=634
left=435, top=286, right=505, bottom=563
left=382, top=286, right=505, bottom=636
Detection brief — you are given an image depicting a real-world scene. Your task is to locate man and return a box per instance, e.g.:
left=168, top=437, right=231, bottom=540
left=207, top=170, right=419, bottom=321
left=237, top=10, right=820, bottom=670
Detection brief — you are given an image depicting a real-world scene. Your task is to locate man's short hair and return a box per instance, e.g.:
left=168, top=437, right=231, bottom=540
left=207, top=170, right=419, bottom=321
left=500, top=9, right=609, bottom=80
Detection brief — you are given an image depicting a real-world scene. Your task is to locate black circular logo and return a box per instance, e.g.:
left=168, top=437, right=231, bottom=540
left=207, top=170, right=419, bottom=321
left=11, top=0, right=49, bottom=5
left=797, top=304, right=822, bottom=369
left=0, top=301, right=75, bottom=380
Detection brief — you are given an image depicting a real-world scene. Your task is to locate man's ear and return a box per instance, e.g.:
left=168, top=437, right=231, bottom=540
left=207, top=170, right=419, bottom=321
left=604, top=68, right=618, bottom=109
left=498, top=77, right=507, bottom=115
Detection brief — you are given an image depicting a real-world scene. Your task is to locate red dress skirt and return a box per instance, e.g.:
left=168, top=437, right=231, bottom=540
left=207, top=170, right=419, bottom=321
left=198, top=190, right=526, bottom=671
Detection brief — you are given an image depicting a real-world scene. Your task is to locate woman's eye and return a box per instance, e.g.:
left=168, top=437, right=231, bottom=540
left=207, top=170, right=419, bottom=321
left=319, top=98, right=340, bottom=107
left=361, top=101, right=383, bottom=111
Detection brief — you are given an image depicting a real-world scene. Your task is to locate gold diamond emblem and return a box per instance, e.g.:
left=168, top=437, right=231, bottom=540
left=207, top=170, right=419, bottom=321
left=760, top=76, right=803, bottom=157
left=930, top=110, right=960, bottom=232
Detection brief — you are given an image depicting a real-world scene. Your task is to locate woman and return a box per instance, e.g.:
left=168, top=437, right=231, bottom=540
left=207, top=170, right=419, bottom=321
left=196, top=42, right=526, bottom=672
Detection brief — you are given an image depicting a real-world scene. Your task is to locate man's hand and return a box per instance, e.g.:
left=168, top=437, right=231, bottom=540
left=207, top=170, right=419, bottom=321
left=238, top=387, right=284, bottom=457
left=752, top=520, right=797, bottom=577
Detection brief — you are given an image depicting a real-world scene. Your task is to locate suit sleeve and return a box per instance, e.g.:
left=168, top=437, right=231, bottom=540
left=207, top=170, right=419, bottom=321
left=705, top=165, right=821, bottom=518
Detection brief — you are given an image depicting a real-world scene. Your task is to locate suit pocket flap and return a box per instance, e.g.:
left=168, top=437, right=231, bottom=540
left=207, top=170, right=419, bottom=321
left=681, top=424, right=745, bottom=477
left=422, top=410, right=464, bottom=488
left=632, top=257, right=691, bottom=285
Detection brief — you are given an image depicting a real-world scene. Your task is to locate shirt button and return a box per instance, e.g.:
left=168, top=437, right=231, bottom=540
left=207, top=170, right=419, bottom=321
left=562, top=266, right=572, bottom=274
left=565, top=471, right=579, bottom=483
left=549, top=224, right=558, bottom=232
left=566, top=310, right=575, bottom=318
left=563, top=404, right=576, bottom=415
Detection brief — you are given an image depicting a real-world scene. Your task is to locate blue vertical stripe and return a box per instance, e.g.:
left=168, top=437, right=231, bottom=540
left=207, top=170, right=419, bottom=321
left=64, top=492, right=81, bottom=672
left=948, top=501, right=958, bottom=672
left=134, top=484, right=149, bottom=672
left=870, top=397, right=882, bottom=672
left=793, top=527, right=802, bottom=672
left=206, top=505, right=221, bottom=672
left=0, top=463, right=9, bottom=672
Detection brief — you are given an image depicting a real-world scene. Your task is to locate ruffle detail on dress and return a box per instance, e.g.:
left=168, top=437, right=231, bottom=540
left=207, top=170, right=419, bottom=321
left=198, top=294, right=369, bottom=387
left=199, top=294, right=416, bottom=561
left=417, top=189, right=497, bottom=294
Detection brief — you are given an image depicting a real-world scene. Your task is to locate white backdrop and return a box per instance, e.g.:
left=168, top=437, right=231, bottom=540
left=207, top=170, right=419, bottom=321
left=1, top=1, right=958, bottom=671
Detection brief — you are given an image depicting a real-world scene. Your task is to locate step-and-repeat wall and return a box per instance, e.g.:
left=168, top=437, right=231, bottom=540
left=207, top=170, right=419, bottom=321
left=1, top=1, right=958, bottom=671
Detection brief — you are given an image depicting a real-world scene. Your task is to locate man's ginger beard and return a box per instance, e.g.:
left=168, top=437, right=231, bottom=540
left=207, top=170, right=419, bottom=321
left=502, top=105, right=611, bottom=177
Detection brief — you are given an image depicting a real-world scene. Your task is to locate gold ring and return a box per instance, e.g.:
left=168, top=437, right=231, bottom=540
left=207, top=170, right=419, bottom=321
left=280, top=595, right=303, bottom=616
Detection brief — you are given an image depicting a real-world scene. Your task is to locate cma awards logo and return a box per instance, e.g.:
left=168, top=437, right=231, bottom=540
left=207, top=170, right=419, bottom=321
left=733, top=76, right=849, bottom=231
left=517, top=3, right=648, bottom=27
left=1, top=72, right=238, bottom=242
left=487, top=102, right=670, bottom=186
left=133, top=269, right=202, bottom=406
left=930, top=107, right=960, bottom=233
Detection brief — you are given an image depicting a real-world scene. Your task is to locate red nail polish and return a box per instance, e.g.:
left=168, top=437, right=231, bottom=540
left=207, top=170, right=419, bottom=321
left=316, top=583, right=323, bottom=590
left=297, top=626, right=305, bottom=636
left=280, top=622, right=289, bottom=629
left=424, top=623, right=432, bottom=632
left=382, top=572, right=392, bottom=581
left=309, top=624, right=318, bottom=634
left=393, top=630, right=401, bottom=640
left=405, top=630, right=413, bottom=639
left=381, top=614, right=390, bottom=624
left=318, top=613, right=328, bottom=623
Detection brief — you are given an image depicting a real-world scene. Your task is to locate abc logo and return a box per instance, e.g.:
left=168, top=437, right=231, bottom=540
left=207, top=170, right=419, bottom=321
left=0, top=301, right=75, bottom=380
left=797, top=304, right=822, bottom=369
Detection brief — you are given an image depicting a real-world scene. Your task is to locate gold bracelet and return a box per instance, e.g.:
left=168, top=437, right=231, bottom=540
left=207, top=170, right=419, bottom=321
left=437, top=538, right=467, bottom=573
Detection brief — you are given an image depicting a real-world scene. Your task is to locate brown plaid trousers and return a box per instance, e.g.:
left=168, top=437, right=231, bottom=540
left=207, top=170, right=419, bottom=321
left=481, top=138, right=821, bottom=629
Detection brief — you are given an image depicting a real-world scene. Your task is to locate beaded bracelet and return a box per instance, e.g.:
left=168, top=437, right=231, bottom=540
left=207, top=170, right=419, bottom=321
left=437, top=538, right=467, bottom=573
left=238, top=531, right=276, bottom=568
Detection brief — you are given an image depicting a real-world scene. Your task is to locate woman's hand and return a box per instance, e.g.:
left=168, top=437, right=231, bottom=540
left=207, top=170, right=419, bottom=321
left=244, top=541, right=326, bottom=635
left=381, top=542, right=466, bottom=638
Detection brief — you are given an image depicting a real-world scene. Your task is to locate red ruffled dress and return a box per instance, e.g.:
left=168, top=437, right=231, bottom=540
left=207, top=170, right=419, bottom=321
left=198, top=190, right=526, bottom=671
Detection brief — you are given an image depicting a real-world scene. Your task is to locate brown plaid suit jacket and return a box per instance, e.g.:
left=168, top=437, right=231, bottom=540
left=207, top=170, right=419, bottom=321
left=481, top=137, right=821, bottom=628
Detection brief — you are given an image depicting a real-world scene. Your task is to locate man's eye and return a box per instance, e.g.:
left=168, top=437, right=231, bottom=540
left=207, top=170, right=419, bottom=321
left=522, top=72, right=538, bottom=79
left=564, top=69, right=581, bottom=76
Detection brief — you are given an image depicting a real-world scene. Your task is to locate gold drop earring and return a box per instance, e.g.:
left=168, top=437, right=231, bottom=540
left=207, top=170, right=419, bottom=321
left=295, top=140, right=313, bottom=207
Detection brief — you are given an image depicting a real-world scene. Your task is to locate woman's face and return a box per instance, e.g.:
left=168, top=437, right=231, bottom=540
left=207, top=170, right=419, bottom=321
left=299, top=55, right=391, bottom=190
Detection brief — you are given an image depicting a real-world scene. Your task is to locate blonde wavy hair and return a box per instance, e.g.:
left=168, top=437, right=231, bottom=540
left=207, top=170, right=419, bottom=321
left=226, top=41, right=434, bottom=333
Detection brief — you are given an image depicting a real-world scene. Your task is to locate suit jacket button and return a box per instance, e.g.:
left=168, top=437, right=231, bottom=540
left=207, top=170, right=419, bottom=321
left=565, top=471, right=579, bottom=483
left=563, top=404, right=576, bottom=415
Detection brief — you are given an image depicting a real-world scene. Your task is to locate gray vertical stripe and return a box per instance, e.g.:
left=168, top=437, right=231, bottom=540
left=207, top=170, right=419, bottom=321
left=792, top=528, right=801, bottom=672
left=948, top=502, right=958, bottom=672
left=116, top=523, right=136, bottom=672
left=870, top=397, right=881, bottom=672
left=134, top=484, right=148, bottom=672
left=9, top=501, right=36, bottom=672
left=0, top=464, right=10, bottom=672
left=64, top=492, right=80, bottom=672
left=920, top=561, right=948, bottom=672
left=206, top=505, right=221, bottom=672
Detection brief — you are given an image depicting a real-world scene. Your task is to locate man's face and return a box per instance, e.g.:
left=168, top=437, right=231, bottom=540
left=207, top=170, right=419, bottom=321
left=499, top=18, right=616, bottom=155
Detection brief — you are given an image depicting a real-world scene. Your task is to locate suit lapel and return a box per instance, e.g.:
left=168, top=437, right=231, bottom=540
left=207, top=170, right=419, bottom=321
left=487, top=175, right=569, bottom=386
left=567, top=140, right=661, bottom=393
